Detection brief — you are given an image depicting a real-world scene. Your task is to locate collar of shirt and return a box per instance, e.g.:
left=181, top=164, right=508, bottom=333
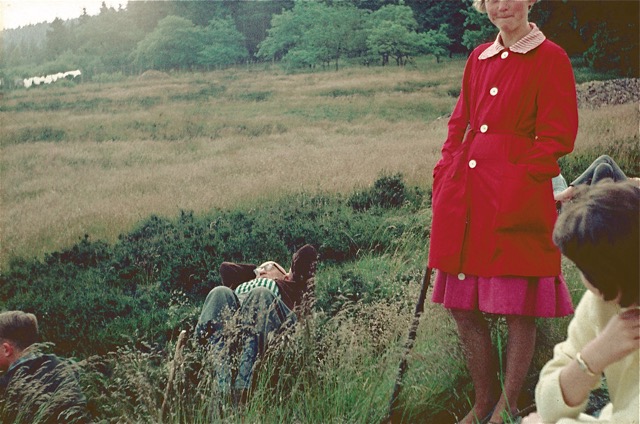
left=6, top=351, right=38, bottom=374
left=478, top=23, right=546, bottom=60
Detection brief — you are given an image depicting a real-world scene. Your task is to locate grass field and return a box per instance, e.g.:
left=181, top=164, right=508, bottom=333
left=1, top=58, right=638, bottom=423
left=0, top=60, right=462, bottom=264
left=2, top=58, right=638, bottom=266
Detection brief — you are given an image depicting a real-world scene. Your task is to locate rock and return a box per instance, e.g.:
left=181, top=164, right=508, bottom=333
left=576, top=78, right=640, bottom=109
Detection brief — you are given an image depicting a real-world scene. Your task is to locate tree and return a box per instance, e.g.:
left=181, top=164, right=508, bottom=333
left=75, top=7, right=145, bottom=74
left=366, top=4, right=423, bottom=66
left=46, top=18, right=75, bottom=60
left=571, top=1, right=638, bottom=77
left=198, top=18, right=248, bottom=68
left=257, top=6, right=305, bottom=62
left=124, top=1, right=173, bottom=34
left=302, top=3, right=366, bottom=70
left=461, top=4, right=495, bottom=51
left=422, top=24, right=452, bottom=63
left=134, top=16, right=204, bottom=71
left=99, top=1, right=115, bottom=16
left=410, top=0, right=468, bottom=55
left=583, top=20, right=638, bottom=76
left=170, top=0, right=225, bottom=27
left=258, top=1, right=365, bottom=70
left=218, top=0, right=295, bottom=59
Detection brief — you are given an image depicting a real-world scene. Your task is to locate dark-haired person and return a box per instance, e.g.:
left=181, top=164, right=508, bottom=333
left=554, top=155, right=640, bottom=202
left=0, top=311, right=90, bottom=424
left=195, top=244, right=317, bottom=402
left=523, top=181, right=639, bottom=424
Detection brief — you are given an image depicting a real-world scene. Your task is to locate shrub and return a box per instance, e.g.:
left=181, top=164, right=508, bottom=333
left=12, top=126, right=67, bottom=144
left=234, top=91, right=273, bottom=102
left=348, top=172, right=423, bottom=211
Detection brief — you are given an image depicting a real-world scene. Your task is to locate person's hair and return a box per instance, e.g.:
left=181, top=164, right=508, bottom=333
left=472, top=0, right=487, bottom=13
left=553, top=180, right=640, bottom=307
left=0, top=311, right=39, bottom=350
left=473, top=0, right=537, bottom=14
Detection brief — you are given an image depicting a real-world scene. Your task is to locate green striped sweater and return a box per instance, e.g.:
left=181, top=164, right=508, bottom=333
left=234, top=278, right=281, bottom=303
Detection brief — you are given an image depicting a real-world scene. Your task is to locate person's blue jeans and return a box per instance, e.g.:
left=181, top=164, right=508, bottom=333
left=195, top=286, right=296, bottom=391
left=571, top=155, right=627, bottom=186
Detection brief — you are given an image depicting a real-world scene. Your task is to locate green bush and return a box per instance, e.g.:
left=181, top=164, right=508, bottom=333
left=168, top=84, right=226, bottom=102
left=234, top=91, right=273, bottom=102
left=11, top=126, right=67, bottom=144
left=319, top=88, right=375, bottom=97
left=348, top=172, right=423, bottom=211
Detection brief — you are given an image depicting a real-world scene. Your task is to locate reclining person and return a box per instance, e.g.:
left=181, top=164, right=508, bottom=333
left=194, top=244, right=318, bottom=402
left=0, top=310, right=89, bottom=424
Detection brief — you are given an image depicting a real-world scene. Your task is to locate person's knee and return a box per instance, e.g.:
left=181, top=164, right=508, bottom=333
left=204, top=285, right=234, bottom=302
left=596, top=154, right=613, bottom=164
left=593, top=163, right=614, bottom=183
left=211, top=285, right=234, bottom=296
left=200, top=286, right=237, bottom=318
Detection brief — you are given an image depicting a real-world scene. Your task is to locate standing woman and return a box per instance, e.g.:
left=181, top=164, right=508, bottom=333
left=429, top=1, right=578, bottom=423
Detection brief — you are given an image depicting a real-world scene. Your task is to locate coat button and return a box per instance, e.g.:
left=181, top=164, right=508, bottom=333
left=501, top=51, right=509, bottom=59
left=490, top=87, right=498, bottom=96
left=480, top=124, right=488, bottom=133
left=468, top=160, right=477, bottom=169
left=457, top=273, right=466, bottom=280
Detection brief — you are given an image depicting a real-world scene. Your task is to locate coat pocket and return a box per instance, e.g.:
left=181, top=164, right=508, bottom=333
left=494, top=163, right=554, bottom=233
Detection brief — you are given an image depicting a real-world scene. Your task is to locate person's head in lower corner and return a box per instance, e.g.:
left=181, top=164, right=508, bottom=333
left=553, top=180, right=639, bottom=307
left=0, top=310, right=39, bottom=371
left=290, top=244, right=318, bottom=284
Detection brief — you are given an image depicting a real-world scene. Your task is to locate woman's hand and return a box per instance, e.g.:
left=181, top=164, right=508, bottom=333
left=522, top=412, right=543, bottom=424
left=554, top=185, right=576, bottom=202
left=582, top=307, right=640, bottom=373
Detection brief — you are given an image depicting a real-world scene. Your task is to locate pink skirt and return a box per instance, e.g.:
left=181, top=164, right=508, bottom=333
left=431, top=270, right=574, bottom=317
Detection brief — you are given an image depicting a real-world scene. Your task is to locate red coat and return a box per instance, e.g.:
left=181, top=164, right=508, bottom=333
left=428, top=39, right=578, bottom=277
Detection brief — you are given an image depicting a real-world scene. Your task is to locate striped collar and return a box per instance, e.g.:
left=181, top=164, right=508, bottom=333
left=479, top=23, right=546, bottom=60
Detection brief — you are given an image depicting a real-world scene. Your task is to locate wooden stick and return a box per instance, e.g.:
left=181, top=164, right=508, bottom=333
left=385, top=265, right=433, bottom=424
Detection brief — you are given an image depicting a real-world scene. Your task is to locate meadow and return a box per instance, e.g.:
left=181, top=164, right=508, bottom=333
left=1, top=58, right=638, bottom=264
left=1, top=60, right=460, bottom=263
left=0, top=57, right=638, bottom=423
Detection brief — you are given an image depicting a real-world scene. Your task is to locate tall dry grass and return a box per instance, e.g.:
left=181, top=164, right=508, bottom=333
left=78, top=278, right=469, bottom=423
left=0, top=62, right=460, bottom=264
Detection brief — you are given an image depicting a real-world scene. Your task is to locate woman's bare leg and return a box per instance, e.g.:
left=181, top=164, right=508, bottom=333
left=451, top=309, right=500, bottom=424
left=488, top=315, right=536, bottom=423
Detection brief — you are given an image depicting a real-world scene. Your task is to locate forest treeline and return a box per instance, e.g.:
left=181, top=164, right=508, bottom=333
left=1, top=0, right=638, bottom=84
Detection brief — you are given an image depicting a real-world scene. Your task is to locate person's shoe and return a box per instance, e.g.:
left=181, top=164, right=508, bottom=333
left=290, top=244, right=318, bottom=283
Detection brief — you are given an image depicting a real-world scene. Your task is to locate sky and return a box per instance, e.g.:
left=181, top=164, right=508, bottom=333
left=0, top=0, right=127, bottom=30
